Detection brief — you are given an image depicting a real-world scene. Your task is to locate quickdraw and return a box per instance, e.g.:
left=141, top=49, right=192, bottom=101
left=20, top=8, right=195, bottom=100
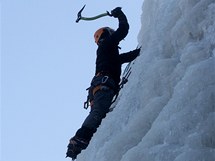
left=110, top=65, right=132, bottom=105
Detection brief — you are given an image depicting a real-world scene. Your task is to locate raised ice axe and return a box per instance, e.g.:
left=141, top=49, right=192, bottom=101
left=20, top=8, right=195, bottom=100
left=76, top=5, right=112, bottom=23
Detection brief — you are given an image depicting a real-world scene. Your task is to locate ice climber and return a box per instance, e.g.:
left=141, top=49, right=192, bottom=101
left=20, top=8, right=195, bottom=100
left=66, top=7, right=141, bottom=160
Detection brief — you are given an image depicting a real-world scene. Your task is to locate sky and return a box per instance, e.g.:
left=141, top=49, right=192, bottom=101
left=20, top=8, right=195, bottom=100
left=1, top=1, right=142, bottom=161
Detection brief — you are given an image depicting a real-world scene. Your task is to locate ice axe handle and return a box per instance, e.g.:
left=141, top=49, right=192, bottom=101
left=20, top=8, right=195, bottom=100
left=76, top=12, right=111, bottom=23
left=76, top=5, right=112, bottom=23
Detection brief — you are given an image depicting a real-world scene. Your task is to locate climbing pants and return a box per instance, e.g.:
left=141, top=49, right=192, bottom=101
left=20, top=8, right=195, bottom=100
left=82, top=86, right=115, bottom=130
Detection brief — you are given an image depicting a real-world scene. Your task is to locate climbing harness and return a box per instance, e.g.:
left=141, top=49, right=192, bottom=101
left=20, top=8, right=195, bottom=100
left=83, top=63, right=132, bottom=110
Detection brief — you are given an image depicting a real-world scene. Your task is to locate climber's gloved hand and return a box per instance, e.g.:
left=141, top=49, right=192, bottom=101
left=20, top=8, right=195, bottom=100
left=111, top=7, right=123, bottom=18
left=132, top=46, right=141, bottom=57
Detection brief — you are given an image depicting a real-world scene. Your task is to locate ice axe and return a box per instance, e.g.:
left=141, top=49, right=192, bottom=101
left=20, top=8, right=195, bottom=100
left=76, top=5, right=112, bottom=23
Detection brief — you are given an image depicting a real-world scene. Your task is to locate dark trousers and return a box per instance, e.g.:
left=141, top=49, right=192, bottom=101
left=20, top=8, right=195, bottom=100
left=75, top=87, right=115, bottom=142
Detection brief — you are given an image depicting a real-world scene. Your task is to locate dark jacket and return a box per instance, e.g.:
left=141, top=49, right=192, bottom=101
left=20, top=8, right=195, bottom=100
left=95, top=12, right=138, bottom=85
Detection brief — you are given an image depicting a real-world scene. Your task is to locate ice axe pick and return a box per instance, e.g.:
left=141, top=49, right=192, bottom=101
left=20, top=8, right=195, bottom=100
left=76, top=5, right=112, bottom=23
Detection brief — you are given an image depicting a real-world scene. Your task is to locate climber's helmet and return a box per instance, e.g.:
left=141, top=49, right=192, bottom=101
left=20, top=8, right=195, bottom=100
left=94, top=27, right=115, bottom=45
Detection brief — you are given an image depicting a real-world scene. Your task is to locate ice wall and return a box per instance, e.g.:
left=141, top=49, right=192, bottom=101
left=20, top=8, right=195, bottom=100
left=77, top=0, right=215, bottom=161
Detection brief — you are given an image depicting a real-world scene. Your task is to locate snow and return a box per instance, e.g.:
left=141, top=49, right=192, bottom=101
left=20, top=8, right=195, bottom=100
left=77, top=0, right=215, bottom=161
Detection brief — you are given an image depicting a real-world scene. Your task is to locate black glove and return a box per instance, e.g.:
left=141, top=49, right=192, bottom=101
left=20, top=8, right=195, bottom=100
left=132, top=47, right=141, bottom=57
left=111, top=7, right=122, bottom=18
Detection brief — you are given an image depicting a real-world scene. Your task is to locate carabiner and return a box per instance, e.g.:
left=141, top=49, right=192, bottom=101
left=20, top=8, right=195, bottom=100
left=102, top=76, right=109, bottom=84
